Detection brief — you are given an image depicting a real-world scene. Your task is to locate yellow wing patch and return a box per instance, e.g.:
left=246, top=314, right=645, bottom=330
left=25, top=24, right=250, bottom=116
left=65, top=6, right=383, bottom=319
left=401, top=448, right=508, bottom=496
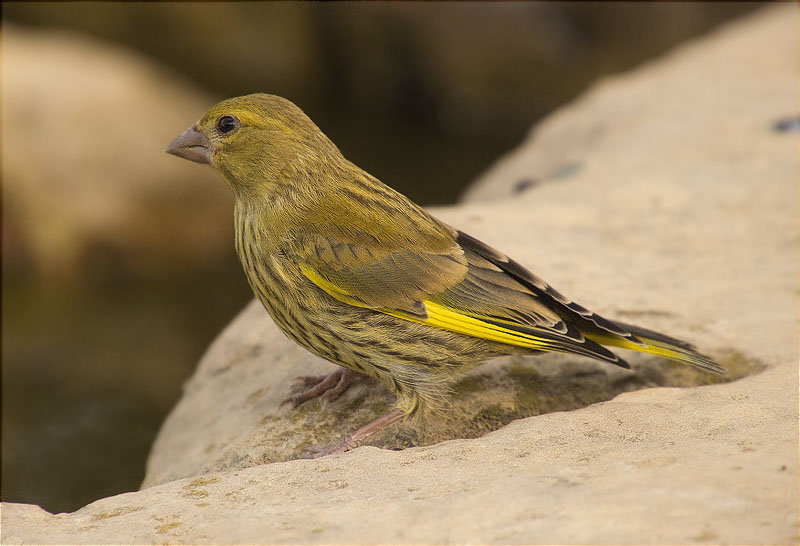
left=302, top=264, right=551, bottom=349
left=385, top=301, right=551, bottom=350
left=299, top=263, right=369, bottom=308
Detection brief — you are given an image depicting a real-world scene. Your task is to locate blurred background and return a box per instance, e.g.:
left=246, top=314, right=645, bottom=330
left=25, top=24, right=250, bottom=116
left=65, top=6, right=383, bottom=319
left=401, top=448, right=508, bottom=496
left=2, top=2, right=762, bottom=514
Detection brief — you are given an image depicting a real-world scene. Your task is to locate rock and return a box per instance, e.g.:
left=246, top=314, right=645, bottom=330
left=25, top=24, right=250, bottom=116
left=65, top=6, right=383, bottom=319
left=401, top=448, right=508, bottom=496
left=2, top=366, right=796, bottom=544
left=140, top=300, right=746, bottom=489
left=2, top=5, right=796, bottom=544
left=2, top=24, right=232, bottom=279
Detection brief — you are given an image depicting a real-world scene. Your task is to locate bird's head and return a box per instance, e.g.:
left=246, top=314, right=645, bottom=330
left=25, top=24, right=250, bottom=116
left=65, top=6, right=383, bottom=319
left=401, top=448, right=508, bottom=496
left=166, top=94, right=342, bottom=199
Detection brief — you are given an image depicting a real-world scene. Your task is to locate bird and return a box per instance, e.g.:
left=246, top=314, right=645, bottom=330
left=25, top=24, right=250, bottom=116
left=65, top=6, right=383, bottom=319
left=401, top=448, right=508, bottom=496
left=166, top=93, right=724, bottom=456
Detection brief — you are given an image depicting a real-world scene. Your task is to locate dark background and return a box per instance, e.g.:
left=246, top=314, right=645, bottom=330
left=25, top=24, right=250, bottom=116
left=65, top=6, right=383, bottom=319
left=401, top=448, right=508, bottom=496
left=2, top=2, right=761, bottom=514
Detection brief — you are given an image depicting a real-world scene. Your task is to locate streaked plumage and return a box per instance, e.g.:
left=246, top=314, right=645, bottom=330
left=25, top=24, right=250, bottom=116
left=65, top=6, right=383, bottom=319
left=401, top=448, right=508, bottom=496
left=167, top=93, right=724, bottom=455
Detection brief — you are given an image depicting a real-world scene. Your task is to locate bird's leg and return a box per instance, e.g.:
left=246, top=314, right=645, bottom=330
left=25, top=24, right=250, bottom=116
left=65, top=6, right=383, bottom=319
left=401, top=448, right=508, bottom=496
left=311, top=408, right=405, bottom=458
left=280, top=367, right=363, bottom=409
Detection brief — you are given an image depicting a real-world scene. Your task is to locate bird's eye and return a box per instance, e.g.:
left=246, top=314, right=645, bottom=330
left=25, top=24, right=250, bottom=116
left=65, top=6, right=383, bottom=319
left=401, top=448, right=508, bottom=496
left=216, top=115, right=239, bottom=134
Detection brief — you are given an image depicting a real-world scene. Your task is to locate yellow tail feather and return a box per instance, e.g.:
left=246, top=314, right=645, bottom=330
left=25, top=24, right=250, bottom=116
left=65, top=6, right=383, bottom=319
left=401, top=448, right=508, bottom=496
left=585, top=333, right=724, bottom=375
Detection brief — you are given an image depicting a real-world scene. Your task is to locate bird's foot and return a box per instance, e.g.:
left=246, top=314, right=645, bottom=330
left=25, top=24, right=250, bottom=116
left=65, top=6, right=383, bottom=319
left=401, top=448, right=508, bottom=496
left=307, top=409, right=405, bottom=458
left=280, top=368, right=363, bottom=409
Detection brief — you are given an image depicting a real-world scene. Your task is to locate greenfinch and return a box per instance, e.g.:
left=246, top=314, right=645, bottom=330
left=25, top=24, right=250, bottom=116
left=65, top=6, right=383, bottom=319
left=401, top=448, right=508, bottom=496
left=166, top=93, right=723, bottom=456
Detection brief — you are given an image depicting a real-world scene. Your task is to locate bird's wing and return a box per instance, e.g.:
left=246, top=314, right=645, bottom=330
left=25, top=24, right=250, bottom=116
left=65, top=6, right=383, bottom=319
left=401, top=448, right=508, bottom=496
left=447, top=231, right=724, bottom=374
left=421, top=231, right=632, bottom=366
left=295, top=231, right=468, bottom=316
left=295, top=225, right=631, bottom=368
left=449, top=231, right=646, bottom=346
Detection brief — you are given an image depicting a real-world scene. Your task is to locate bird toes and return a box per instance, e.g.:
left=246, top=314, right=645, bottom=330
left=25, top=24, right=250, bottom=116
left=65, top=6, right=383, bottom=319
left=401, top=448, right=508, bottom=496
left=280, top=367, right=362, bottom=409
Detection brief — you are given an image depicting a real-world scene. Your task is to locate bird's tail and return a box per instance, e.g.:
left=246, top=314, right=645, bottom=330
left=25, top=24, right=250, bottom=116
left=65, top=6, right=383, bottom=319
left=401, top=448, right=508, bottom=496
left=585, top=321, right=726, bottom=376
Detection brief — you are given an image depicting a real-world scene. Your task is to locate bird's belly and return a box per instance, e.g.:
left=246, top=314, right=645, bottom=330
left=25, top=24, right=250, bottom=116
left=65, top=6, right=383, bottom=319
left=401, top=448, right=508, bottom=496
left=244, top=258, right=516, bottom=413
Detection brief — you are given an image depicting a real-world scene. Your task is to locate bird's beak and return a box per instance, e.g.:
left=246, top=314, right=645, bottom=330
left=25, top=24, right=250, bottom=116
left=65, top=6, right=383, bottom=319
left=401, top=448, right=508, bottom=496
left=165, top=125, right=213, bottom=165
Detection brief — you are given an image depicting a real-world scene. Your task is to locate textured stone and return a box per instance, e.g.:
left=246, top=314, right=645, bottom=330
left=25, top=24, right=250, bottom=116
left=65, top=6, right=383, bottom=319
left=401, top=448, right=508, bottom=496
left=3, top=6, right=797, bottom=544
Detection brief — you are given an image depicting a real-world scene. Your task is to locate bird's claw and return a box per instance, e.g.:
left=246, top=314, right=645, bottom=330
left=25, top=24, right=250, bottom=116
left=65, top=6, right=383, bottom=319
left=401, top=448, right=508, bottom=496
left=280, top=368, right=361, bottom=409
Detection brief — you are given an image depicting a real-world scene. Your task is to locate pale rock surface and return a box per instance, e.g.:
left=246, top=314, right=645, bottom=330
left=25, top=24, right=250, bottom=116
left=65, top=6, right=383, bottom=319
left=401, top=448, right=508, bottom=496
left=2, top=25, right=232, bottom=277
left=3, top=5, right=797, bottom=544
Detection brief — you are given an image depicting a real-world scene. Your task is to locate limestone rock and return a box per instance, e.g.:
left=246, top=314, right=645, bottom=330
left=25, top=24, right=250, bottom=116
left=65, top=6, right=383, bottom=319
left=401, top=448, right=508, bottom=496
left=3, top=5, right=797, bottom=544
